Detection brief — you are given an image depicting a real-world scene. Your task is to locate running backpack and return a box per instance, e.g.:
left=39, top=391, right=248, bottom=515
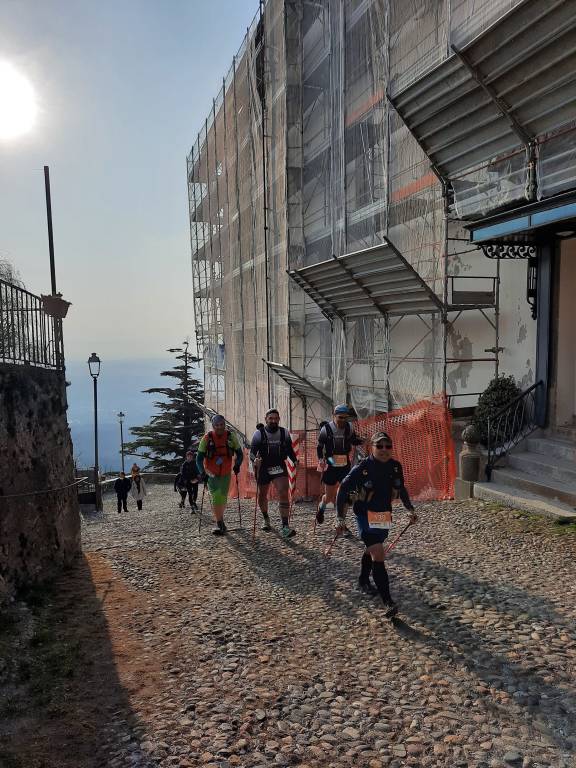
left=206, top=430, right=234, bottom=459
left=320, top=420, right=352, bottom=456
left=256, top=425, right=288, bottom=460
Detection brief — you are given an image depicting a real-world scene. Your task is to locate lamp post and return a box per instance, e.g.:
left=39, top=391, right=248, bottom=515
left=117, top=411, right=126, bottom=473
left=88, top=352, right=102, bottom=511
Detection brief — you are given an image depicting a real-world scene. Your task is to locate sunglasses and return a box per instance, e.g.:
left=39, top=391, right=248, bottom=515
left=373, top=442, right=393, bottom=450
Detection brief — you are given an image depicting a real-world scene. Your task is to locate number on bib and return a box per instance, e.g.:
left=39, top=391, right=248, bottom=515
left=367, top=510, right=392, bottom=530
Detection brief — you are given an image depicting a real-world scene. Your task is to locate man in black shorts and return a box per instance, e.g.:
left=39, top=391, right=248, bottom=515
left=316, top=404, right=364, bottom=525
left=336, top=431, right=417, bottom=617
left=250, top=409, right=298, bottom=539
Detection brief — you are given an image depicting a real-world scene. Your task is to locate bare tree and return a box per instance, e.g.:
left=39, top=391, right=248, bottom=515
left=0, top=258, right=24, bottom=287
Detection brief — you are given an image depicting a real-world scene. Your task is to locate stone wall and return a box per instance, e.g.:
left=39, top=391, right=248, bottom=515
left=0, top=364, right=81, bottom=600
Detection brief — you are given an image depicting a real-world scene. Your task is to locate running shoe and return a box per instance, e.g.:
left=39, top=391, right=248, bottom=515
left=382, top=599, right=398, bottom=619
left=261, top=514, right=272, bottom=531
left=178, top=501, right=185, bottom=509
left=212, top=521, right=227, bottom=536
left=316, top=502, right=326, bottom=525
left=357, top=579, right=378, bottom=596
left=281, top=525, right=296, bottom=539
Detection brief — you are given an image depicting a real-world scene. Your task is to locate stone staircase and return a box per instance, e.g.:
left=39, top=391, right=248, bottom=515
left=474, top=432, right=576, bottom=519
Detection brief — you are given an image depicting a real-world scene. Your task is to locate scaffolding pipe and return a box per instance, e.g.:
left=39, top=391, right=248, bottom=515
left=260, top=0, right=272, bottom=406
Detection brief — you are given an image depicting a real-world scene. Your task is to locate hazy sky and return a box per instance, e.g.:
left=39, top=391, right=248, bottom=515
left=0, top=0, right=254, bottom=361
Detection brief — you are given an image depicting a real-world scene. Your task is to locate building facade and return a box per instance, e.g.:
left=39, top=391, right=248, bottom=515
left=187, top=0, right=576, bottom=440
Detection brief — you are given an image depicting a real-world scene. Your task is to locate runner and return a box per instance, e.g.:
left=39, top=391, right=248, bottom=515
left=178, top=449, right=200, bottom=510
left=196, top=414, right=243, bottom=536
left=336, top=431, right=417, bottom=617
left=250, top=408, right=297, bottom=539
left=316, top=404, right=365, bottom=527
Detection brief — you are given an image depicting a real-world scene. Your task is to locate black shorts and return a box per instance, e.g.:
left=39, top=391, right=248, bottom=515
left=257, top=464, right=288, bottom=486
left=321, top=463, right=351, bottom=486
left=360, top=530, right=390, bottom=547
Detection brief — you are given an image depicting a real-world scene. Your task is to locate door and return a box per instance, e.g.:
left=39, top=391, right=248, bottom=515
left=555, top=238, right=576, bottom=428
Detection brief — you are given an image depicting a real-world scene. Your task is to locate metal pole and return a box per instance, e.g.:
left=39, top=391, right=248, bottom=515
left=93, top=377, right=102, bottom=511
left=44, top=165, right=64, bottom=370
left=44, top=166, right=57, bottom=295
left=303, top=397, right=309, bottom=498
left=260, top=0, right=272, bottom=405
left=120, top=420, right=125, bottom=474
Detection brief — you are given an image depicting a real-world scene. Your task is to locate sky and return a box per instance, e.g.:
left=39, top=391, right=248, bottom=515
left=0, top=0, right=255, bottom=362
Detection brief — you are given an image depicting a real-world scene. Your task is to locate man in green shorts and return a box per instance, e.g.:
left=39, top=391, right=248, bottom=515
left=196, top=414, right=244, bottom=535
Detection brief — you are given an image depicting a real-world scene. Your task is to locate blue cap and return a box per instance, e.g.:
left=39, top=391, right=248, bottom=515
left=211, top=414, right=225, bottom=426
left=334, top=404, right=349, bottom=415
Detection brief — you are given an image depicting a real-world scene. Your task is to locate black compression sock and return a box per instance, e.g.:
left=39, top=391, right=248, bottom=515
left=281, top=516, right=289, bottom=528
left=359, top=552, right=372, bottom=583
left=372, top=561, right=392, bottom=603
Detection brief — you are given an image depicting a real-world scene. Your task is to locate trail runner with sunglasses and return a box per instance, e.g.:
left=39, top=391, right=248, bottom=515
left=336, top=431, right=417, bottom=617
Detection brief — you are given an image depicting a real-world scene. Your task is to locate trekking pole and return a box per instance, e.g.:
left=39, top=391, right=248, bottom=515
left=235, top=473, right=242, bottom=528
left=198, top=480, right=206, bottom=534
left=383, top=518, right=416, bottom=558
left=323, top=527, right=342, bottom=558
left=252, top=465, right=259, bottom=543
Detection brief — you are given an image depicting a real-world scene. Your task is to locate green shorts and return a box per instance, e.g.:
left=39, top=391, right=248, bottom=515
left=207, top=475, right=231, bottom=506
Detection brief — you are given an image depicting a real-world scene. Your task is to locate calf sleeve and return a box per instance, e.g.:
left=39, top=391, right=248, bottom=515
left=372, top=561, right=392, bottom=604
left=359, top=552, right=372, bottom=583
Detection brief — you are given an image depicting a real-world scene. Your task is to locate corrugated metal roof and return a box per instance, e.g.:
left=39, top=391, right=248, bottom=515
left=390, top=0, right=576, bottom=178
left=288, top=239, right=442, bottom=319
left=264, top=361, right=332, bottom=405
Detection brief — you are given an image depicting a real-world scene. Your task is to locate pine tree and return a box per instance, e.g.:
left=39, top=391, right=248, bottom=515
left=123, top=343, right=205, bottom=472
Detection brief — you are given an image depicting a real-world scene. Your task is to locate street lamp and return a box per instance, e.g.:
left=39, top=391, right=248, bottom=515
left=87, top=352, right=102, bottom=511
left=117, top=411, right=126, bottom=474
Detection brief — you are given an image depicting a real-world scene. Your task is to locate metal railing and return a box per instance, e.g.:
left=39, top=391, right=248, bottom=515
left=0, top=279, right=62, bottom=369
left=485, top=380, right=543, bottom=480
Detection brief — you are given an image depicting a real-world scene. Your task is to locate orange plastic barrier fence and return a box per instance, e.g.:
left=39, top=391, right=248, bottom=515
left=230, top=395, right=455, bottom=502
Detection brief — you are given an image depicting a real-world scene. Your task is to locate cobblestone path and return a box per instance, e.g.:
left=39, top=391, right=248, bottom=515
left=6, top=486, right=576, bottom=768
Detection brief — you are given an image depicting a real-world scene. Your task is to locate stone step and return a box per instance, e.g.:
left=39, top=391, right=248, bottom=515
left=525, top=436, right=576, bottom=463
left=552, top=425, right=576, bottom=442
left=474, top=481, right=576, bottom=520
left=507, top=450, right=576, bottom=485
left=490, top=467, right=576, bottom=509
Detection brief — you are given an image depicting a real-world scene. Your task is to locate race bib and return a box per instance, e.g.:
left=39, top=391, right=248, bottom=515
left=332, top=455, right=349, bottom=467
left=367, top=510, right=392, bottom=530
left=268, top=465, right=284, bottom=476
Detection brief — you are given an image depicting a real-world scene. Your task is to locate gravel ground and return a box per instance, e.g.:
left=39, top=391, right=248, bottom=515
left=6, top=486, right=576, bottom=768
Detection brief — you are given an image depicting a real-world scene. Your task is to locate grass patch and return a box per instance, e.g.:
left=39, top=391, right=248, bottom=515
left=552, top=518, right=576, bottom=536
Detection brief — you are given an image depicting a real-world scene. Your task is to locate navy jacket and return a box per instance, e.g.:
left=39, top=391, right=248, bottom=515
left=336, top=456, right=414, bottom=534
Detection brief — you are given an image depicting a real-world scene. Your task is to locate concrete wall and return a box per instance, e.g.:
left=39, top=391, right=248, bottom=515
left=0, top=365, right=81, bottom=600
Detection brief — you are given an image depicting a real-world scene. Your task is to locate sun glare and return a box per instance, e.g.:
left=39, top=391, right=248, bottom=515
left=0, top=61, right=38, bottom=141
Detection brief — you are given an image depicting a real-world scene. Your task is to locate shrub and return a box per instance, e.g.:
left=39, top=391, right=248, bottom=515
left=472, top=375, right=522, bottom=446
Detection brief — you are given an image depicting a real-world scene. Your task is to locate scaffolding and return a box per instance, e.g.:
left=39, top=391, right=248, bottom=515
left=187, top=0, right=570, bottom=434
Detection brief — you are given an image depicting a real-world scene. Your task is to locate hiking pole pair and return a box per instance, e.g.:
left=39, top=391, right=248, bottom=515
left=324, top=514, right=416, bottom=558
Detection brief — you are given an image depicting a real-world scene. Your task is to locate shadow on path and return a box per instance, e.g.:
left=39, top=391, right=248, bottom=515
left=0, top=554, right=154, bottom=768
left=226, top=524, right=576, bottom=754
